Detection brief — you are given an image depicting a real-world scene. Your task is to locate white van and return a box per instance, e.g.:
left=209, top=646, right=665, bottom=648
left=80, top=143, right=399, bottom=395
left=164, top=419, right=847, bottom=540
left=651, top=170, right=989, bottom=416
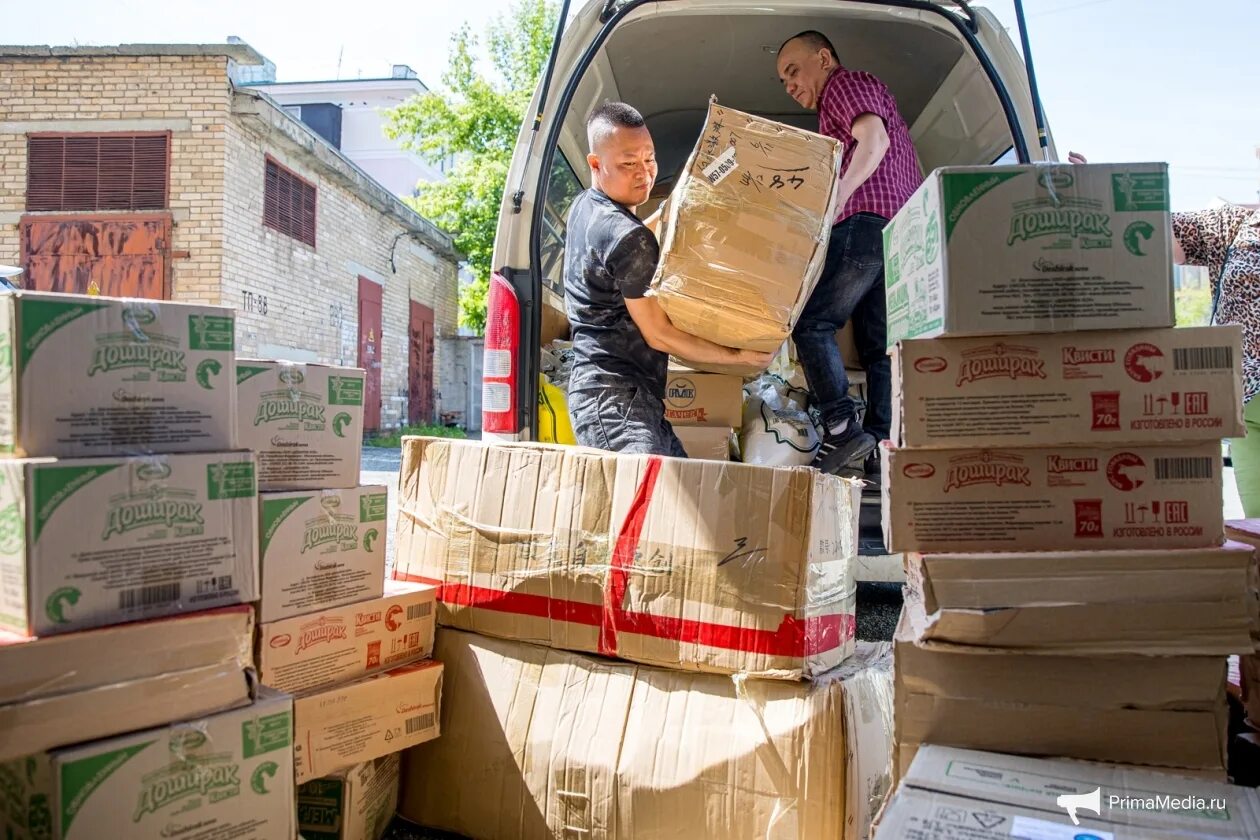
left=484, top=0, right=1055, bottom=443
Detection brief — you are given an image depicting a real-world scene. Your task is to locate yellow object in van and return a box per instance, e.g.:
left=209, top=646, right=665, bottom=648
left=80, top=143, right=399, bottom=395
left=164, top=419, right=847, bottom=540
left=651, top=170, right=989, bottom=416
left=537, top=376, right=575, bottom=445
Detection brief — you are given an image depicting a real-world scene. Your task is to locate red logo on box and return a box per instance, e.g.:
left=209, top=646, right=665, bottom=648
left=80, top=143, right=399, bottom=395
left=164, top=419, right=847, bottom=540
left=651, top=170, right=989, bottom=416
left=1107, top=452, right=1147, bottom=491
left=385, top=605, right=404, bottom=632
left=1074, top=499, right=1103, bottom=538
left=366, top=641, right=382, bottom=669
left=914, top=356, right=948, bottom=374
left=1125, top=343, right=1165, bottom=382
left=1164, top=501, right=1190, bottom=523
left=269, top=634, right=291, bottom=649
left=903, top=463, right=936, bottom=479
left=1091, top=392, right=1121, bottom=430
left=1183, top=392, right=1210, bottom=415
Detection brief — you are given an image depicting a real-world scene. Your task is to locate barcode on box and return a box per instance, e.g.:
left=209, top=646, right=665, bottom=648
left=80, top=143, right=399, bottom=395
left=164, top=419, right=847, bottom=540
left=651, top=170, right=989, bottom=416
left=1155, top=457, right=1214, bottom=481
left=119, top=582, right=181, bottom=610
left=407, top=602, right=432, bottom=621
left=1173, top=346, right=1233, bottom=371
left=405, top=713, right=435, bottom=734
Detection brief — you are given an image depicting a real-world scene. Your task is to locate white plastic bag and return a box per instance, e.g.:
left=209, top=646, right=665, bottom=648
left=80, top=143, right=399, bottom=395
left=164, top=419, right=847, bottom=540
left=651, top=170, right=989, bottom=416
left=739, top=376, right=820, bottom=467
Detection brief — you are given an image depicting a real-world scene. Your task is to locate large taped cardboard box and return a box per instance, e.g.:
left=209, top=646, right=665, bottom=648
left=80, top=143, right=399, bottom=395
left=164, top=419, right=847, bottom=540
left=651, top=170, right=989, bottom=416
left=884, top=162, right=1174, bottom=346
left=259, top=580, right=436, bottom=694
left=298, top=754, right=400, bottom=840
left=894, top=602, right=1228, bottom=772
left=293, top=660, right=442, bottom=784
left=883, top=440, right=1223, bottom=553
left=893, top=325, right=1244, bottom=447
left=0, top=660, right=252, bottom=763
left=258, top=485, right=389, bottom=622
left=0, top=604, right=253, bottom=705
left=0, top=291, right=237, bottom=457
left=906, top=542, right=1258, bottom=654
left=874, top=745, right=1260, bottom=840
left=0, top=450, right=259, bottom=637
left=0, top=689, right=295, bottom=840
left=673, top=424, right=733, bottom=461
left=651, top=100, right=842, bottom=362
left=400, top=630, right=894, bottom=840
left=237, top=360, right=365, bottom=490
left=664, top=366, right=743, bottom=427
left=394, top=437, right=860, bottom=679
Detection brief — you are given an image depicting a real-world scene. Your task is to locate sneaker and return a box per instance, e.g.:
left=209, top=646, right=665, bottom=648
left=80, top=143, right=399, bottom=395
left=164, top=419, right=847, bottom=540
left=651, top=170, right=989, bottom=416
left=813, top=426, right=878, bottom=476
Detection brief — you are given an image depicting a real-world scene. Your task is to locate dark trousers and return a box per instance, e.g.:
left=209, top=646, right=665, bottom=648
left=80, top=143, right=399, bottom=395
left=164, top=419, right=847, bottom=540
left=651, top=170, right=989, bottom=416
left=567, top=385, right=687, bottom=457
left=791, top=213, right=891, bottom=441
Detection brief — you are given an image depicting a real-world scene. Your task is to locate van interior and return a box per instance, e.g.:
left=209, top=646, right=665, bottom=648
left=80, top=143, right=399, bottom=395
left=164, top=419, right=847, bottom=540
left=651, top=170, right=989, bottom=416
left=536, top=3, right=1026, bottom=341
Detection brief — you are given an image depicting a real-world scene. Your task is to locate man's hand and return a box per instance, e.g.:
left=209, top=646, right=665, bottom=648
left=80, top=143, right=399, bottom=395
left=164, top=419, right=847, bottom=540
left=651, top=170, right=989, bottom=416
left=1067, top=151, right=1087, bottom=164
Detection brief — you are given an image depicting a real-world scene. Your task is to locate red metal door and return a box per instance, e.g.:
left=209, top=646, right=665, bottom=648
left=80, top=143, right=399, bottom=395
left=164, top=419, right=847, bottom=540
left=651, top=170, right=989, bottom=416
left=357, top=276, right=383, bottom=431
left=408, top=301, right=435, bottom=425
left=20, top=214, right=169, bottom=298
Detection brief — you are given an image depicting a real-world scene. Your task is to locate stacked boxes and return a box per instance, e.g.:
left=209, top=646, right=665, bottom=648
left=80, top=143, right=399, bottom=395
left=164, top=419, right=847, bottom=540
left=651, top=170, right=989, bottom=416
left=393, top=436, right=897, bottom=839
left=0, top=291, right=283, bottom=839
left=881, top=163, right=1256, bottom=780
left=663, top=365, right=742, bottom=460
left=243, top=359, right=440, bottom=838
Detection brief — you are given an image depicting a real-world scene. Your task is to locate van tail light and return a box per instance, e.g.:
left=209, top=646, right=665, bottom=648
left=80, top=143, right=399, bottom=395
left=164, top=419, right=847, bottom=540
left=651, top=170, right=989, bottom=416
left=482, top=272, right=520, bottom=434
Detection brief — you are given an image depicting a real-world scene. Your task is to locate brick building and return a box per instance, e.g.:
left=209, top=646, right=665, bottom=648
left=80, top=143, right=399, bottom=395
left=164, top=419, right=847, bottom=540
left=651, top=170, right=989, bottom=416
left=0, top=42, right=461, bottom=430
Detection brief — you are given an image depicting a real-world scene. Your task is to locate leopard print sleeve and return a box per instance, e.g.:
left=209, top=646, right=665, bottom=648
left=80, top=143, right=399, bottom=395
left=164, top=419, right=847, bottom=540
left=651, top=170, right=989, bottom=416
left=1173, top=205, right=1252, bottom=280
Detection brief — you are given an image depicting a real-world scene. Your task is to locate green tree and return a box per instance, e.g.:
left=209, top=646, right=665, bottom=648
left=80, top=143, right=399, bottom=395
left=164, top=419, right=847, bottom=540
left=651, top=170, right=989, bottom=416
left=386, top=0, right=559, bottom=335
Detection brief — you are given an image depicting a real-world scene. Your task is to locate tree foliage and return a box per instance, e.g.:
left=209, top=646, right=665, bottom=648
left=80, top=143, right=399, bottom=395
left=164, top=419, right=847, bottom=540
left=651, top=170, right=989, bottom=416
left=386, top=0, right=559, bottom=334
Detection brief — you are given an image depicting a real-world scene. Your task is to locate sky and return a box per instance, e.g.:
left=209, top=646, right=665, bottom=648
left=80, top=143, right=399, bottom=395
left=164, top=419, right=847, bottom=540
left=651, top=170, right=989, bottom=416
left=5, top=0, right=1258, bottom=210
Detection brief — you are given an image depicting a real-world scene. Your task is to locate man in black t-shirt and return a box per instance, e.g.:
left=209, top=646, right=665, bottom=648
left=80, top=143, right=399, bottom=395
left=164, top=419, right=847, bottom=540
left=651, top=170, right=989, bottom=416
left=564, top=102, right=771, bottom=456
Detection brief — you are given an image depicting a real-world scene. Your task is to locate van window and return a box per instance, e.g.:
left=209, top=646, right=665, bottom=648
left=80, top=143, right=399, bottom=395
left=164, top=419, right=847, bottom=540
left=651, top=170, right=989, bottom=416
left=539, top=149, right=584, bottom=294
left=991, top=146, right=1018, bottom=165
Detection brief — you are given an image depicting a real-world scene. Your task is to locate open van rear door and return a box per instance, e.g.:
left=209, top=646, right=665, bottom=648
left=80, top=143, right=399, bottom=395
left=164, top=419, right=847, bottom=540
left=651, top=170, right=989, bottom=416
left=485, top=0, right=1054, bottom=440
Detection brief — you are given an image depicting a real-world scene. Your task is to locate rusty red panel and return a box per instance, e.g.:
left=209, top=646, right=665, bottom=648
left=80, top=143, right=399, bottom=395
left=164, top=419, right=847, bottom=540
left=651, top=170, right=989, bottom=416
left=20, top=214, right=169, bottom=299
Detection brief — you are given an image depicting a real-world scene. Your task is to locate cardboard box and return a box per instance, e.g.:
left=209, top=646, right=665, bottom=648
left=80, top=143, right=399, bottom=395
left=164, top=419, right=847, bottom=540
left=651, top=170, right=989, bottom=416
left=875, top=745, right=1260, bottom=840
left=663, top=367, right=743, bottom=427
left=259, top=580, right=436, bottom=694
left=0, top=450, right=259, bottom=637
left=906, top=542, right=1258, bottom=654
left=673, top=425, right=733, bottom=461
left=893, top=326, right=1244, bottom=447
left=882, top=440, right=1223, bottom=553
left=237, top=360, right=365, bottom=490
left=883, top=162, right=1175, bottom=346
left=298, top=754, right=400, bottom=840
left=394, top=437, right=860, bottom=679
left=651, top=100, right=842, bottom=361
left=0, top=689, right=295, bottom=840
left=258, top=485, right=389, bottom=622
left=0, top=604, right=253, bottom=705
left=293, top=660, right=442, bottom=784
left=399, top=629, right=894, bottom=840
left=894, top=602, right=1228, bottom=771
left=0, top=291, right=237, bottom=458
left=0, top=661, right=251, bottom=763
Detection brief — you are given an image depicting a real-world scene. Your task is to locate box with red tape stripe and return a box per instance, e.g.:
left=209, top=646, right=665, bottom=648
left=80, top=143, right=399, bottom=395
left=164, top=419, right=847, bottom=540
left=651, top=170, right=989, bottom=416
left=393, top=437, right=860, bottom=679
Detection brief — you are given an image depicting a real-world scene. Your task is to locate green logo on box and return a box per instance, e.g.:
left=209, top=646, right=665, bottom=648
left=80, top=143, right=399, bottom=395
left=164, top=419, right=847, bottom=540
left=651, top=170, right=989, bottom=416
left=328, top=376, right=364, bottom=407
left=207, top=463, right=256, bottom=500
left=1112, top=172, right=1169, bottom=212
left=242, top=711, right=292, bottom=758
left=188, top=315, right=234, bottom=351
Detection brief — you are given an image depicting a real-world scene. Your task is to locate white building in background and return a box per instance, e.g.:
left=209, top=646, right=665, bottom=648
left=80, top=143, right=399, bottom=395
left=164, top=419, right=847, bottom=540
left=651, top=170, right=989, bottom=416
left=239, top=58, right=451, bottom=197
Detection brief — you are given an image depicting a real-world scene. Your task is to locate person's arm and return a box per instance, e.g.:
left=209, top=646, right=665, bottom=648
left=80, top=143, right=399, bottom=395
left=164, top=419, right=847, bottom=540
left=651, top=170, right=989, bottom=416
left=836, top=113, right=890, bottom=209
left=1172, top=207, right=1251, bottom=270
left=624, top=295, right=773, bottom=367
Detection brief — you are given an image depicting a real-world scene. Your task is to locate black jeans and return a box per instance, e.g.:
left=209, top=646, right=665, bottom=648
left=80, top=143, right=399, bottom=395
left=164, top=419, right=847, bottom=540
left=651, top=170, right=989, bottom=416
left=791, top=213, right=891, bottom=441
left=567, top=385, right=687, bottom=457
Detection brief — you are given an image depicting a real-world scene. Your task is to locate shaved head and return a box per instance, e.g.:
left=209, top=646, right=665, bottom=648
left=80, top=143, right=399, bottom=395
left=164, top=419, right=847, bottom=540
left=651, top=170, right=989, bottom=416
left=587, top=101, right=646, bottom=154
left=779, top=30, right=839, bottom=65
left=584, top=101, right=656, bottom=210
left=776, top=30, right=841, bottom=111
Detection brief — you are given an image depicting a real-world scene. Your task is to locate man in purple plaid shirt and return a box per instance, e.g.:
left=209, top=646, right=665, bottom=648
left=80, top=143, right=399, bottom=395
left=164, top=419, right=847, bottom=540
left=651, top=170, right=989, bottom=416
left=777, top=31, right=923, bottom=479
